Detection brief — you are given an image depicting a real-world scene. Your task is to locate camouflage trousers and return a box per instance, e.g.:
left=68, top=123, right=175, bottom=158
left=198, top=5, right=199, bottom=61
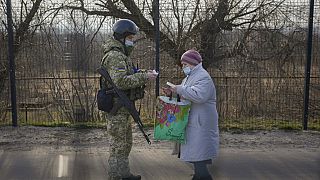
left=105, top=108, right=133, bottom=180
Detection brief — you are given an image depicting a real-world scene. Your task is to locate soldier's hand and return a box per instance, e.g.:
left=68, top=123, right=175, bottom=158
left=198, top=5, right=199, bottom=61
left=147, top=70, right=158, bottom=80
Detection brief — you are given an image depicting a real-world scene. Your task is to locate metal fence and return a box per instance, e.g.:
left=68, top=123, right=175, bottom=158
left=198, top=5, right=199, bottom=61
left=0, top=0, right=319, bottom=130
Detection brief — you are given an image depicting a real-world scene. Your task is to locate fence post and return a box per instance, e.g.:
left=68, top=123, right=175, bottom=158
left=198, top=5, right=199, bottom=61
left=303, top=0, right=315, bottom=130
left=154, top=0, right=160, bottom=97
left=6, top=0, right=18, bottom=127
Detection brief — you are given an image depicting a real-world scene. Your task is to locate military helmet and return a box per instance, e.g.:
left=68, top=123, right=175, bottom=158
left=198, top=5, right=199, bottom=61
left=112, top=19, right=139, bottom=39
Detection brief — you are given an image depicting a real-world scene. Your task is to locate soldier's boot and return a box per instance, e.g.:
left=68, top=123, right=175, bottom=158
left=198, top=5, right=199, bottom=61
left=192, top=175, right=213, bottom=180
left=122, top=174, right=141, bottom=180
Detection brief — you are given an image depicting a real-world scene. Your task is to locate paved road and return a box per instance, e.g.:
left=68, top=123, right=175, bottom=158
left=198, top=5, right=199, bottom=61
left=0, top=148, right=319, bottom=180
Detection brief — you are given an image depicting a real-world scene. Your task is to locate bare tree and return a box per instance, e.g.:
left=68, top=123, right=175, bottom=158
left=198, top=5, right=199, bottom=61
left=59, top=0, right=285, bottom=68
left=1, top=0, right=43, bottom=54
left=0, top=0, right=45, bottom=82
left=0, top=0, right=60, bottom=122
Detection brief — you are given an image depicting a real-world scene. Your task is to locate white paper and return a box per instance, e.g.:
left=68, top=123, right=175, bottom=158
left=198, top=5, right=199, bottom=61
left=166, top=82, right=175, bottom=87
left=152, top=70, right=159, bottom=75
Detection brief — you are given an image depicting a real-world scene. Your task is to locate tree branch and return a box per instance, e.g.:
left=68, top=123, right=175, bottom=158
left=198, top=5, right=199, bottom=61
left=14, top=0, right=43, bottom=54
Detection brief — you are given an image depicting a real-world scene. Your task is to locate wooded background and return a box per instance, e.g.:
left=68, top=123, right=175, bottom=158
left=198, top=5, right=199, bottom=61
left=0, top=0, right=319, bottom=130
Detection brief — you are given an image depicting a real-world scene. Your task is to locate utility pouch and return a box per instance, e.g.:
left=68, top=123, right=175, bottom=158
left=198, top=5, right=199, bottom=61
left=126, top=85, right=146, bottom=101
left=97, top=88, right=115, bottom=112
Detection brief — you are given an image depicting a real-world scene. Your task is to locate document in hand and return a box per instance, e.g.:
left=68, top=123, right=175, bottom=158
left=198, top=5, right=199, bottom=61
left=152, top=70, right=159, bottom=75
left=166, top=82, right=175, bottom=87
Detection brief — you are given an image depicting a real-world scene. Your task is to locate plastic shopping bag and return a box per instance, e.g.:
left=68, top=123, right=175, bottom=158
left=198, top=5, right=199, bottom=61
left=154, top=96, right=191, bottom=144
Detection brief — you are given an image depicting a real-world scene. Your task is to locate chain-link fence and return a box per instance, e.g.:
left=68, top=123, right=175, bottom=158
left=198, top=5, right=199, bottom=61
left=0, top=0, right=319, bottom=130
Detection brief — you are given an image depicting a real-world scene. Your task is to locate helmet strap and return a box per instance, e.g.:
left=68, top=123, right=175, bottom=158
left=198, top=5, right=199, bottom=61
left=113, top=33, right=130, bottom=56
left=113, top=33, right=122, bottom=41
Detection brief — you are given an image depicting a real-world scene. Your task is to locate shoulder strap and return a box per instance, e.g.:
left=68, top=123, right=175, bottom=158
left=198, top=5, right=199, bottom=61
left=100, top=47, right=123, bottom=89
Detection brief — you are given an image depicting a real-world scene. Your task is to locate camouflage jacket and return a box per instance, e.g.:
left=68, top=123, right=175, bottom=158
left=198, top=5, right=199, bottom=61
left=101, top=36, right=148, bottom=91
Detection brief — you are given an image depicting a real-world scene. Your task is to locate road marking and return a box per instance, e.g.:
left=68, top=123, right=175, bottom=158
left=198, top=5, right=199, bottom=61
left=58, top=155, right=69, bottom=177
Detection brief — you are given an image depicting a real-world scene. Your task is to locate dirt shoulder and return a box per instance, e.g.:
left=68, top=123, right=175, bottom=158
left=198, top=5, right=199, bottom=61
left=0, top=126, right=319, bottom=153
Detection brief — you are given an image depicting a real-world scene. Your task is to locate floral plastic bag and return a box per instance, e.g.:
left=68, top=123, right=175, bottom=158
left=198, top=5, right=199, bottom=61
left=154, top=96, right=191, bottom=144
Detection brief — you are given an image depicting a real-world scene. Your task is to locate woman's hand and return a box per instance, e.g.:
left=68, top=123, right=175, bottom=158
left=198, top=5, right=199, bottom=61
left=161, top=87, right=172, bottom=97
left=166, top=82, right=177, bottom=93
left=170, top=85, right=177, bottom=93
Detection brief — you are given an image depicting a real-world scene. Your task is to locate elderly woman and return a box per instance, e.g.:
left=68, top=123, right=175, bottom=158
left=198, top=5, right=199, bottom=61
left=168, top=49, right=219, bottom=180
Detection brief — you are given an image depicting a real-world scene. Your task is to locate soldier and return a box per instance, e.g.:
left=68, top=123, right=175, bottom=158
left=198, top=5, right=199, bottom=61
left=100, top=19, right=158, bottom=180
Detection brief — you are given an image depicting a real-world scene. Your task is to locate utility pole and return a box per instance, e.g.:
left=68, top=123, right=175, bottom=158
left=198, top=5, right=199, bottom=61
left=6, top=0, right=18, bottom=126
left=154, top=0, right=160, bottom=97
left=303, top=0, right=315, bottom=130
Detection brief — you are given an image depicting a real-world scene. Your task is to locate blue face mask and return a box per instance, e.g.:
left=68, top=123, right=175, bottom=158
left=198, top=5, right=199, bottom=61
left=182, top=66, right=191, bottom=76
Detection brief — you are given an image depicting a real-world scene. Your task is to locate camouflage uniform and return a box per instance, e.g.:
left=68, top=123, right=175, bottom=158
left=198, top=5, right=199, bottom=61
left=101, top=36, right=148, bottom=180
